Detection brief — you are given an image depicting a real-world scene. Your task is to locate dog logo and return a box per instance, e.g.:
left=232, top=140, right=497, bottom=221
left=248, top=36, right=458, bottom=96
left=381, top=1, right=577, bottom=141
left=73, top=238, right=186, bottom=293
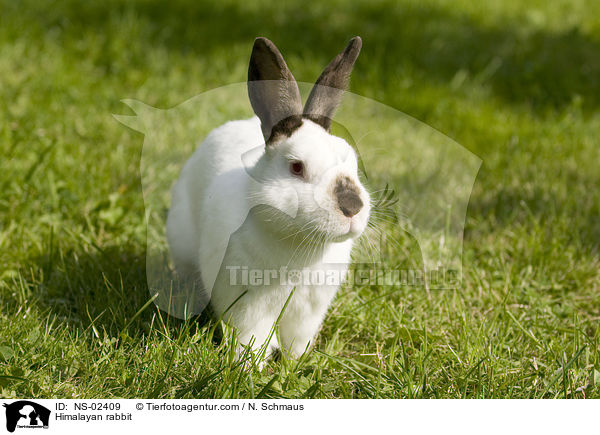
left=2, top=401, right=50, bottom=432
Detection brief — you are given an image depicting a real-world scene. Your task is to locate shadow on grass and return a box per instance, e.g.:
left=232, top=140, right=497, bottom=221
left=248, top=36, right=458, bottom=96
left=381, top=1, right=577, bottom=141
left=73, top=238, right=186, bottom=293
left=26, top=244, right=210, bottom=339
left=8, top=0, right=600, bottom=110
left=465, top=165, right=600, bottom=255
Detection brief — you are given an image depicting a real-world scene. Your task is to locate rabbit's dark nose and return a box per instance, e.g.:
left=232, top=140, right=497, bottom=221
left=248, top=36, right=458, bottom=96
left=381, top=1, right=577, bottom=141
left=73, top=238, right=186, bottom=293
left=335, top=176, right=363, bottom=218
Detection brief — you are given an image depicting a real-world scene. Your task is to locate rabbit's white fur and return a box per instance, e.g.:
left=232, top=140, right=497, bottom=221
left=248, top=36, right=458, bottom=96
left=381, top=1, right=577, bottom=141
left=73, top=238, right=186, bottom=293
left=167, top=116, right=370, bottom=357
left=167, top=36, right=369, bottom=360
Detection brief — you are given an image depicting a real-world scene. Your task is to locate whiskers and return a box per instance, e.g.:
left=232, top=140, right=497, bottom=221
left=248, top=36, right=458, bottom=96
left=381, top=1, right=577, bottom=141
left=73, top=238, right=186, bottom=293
left=285, top=219, right=330, bottom=269
left=354, top=184, right=407, bottom=266
left=249, top=203, right=329, bottom=268
left=247, top=183, right=408, bottom=273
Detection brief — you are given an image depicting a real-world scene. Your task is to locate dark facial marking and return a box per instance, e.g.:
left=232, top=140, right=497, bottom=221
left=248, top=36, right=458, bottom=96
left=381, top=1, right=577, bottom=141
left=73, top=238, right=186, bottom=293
left=302, top=114, right=331, bottom=131
left=334, top=176, right=363, bottom=218
left=266, top=115, right=304, bottom=144
left=267, top=114, right=334, bottom=144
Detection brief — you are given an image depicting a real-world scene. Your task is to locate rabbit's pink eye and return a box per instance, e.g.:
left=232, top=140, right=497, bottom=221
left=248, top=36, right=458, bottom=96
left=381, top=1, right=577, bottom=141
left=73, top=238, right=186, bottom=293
left=289, top=160, right=305, bottom=178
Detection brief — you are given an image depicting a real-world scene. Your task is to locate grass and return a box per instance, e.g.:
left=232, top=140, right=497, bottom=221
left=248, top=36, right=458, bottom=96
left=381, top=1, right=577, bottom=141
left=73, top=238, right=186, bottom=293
left=1, top=0, right=600, bottom=398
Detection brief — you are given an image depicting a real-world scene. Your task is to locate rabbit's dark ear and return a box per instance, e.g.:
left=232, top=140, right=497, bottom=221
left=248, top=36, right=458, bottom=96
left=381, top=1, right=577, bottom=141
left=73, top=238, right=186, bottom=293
left=303, top=36, right=362, bottom=131
left=248, top=37, right=303, bottom=142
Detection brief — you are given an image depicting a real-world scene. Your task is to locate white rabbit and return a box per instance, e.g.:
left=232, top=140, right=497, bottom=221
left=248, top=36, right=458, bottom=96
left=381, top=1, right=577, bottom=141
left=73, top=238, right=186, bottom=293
left=166, top=36, right=370, bottom=361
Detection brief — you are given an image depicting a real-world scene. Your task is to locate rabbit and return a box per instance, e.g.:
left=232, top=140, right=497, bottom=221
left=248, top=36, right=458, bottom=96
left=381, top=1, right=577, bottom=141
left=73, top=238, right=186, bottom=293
left=166, top=36, right=370, bottom=362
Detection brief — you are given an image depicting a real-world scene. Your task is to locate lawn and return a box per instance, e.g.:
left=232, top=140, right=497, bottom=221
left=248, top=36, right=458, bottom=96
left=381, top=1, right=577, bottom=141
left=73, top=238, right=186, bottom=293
left=1, top=0, right=599, bottom=399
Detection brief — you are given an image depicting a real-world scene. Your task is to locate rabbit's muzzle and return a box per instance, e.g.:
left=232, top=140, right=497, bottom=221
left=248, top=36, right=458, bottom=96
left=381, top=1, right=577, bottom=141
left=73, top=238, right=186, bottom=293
left=334, top=175, right=363, bottom=218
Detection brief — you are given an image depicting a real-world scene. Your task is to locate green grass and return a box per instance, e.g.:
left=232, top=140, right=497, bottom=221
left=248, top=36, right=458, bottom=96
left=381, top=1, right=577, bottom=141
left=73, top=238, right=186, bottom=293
left=1, top=0, right=600, bottom=398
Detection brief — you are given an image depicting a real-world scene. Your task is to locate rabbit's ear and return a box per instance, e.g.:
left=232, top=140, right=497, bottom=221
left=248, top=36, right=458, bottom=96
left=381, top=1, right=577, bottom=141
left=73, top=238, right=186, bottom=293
left=248, top=37, right=303, bottom=142
left=303, top=36, right=362, bottom=131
